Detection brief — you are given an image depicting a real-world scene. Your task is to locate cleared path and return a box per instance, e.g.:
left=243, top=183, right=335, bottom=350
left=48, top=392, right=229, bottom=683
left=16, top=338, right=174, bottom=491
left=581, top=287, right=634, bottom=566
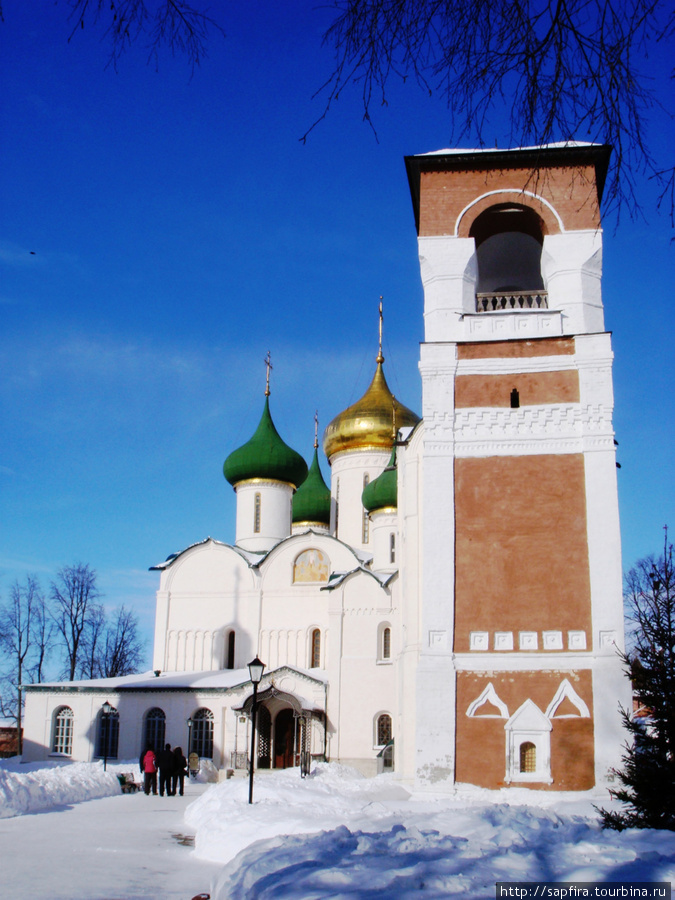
left=0, top=781, right=222, bottom=900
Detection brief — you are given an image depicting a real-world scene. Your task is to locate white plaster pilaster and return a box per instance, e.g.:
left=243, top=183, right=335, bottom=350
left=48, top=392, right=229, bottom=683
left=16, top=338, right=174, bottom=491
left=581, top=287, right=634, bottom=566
left=418, top=235, right=476, bottom=343
left=542, top=231, right=605, bottom=334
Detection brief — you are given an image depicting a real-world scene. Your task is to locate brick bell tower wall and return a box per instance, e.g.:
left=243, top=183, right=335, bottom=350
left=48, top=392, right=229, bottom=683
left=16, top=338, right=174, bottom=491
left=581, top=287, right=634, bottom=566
left=407, top=145, right=626, bottom=790
left=454, top=453, right=593, bottom=652
left=455, top=671, right=595, bottom=790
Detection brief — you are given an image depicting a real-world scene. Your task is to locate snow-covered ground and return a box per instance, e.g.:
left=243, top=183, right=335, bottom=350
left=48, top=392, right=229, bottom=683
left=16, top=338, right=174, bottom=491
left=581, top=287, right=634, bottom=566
left=1, top=758, right=674, bottom=899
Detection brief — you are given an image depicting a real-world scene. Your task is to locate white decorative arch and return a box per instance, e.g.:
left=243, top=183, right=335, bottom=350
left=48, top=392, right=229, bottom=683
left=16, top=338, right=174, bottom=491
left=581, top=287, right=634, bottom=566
left=455, top=189, right=566, bottom=237
left=466, top=683, right=509, bottom=718
left=546, top=678, right=590, bottom=719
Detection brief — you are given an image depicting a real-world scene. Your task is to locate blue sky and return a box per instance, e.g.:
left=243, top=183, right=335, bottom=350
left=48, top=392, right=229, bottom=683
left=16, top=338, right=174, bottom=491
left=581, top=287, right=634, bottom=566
left=1, top=2, right=673, bottom=664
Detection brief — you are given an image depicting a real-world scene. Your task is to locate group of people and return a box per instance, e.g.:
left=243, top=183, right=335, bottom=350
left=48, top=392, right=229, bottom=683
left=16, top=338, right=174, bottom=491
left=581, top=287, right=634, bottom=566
left=139, top=743, right=188, bottom=796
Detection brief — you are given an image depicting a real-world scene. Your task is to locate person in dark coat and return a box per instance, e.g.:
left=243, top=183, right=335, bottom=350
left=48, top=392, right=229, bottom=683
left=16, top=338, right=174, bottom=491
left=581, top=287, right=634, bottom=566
left=171, top=746, right=188, bottom=797
left=140, top=746, right=157, bottom=795
left=157, top=742, right=175, bottom=796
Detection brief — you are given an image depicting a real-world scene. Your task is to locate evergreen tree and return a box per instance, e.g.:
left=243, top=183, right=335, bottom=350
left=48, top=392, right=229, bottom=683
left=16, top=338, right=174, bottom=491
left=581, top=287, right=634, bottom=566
left=599, top=528, right=675, bottom=830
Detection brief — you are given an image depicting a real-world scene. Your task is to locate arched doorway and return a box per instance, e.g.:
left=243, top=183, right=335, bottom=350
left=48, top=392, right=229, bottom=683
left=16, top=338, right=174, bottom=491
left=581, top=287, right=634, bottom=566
left=274, top=708, right=295, bottom=769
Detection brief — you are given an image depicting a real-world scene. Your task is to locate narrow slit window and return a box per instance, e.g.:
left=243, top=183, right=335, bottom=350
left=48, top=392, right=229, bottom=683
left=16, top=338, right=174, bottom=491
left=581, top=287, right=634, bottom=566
left=362, top=474, right=370, bottom=543
left=390, top=533, right=396, bottom=563
left=310, top=628, right=321, bottom=668
left=226, top=630, right=235, bottom=669
left=382, top=627, right=391, bottom=660
left=254, top=492, right=261, bottom=533
left=510, top=388, right=520, bottom=409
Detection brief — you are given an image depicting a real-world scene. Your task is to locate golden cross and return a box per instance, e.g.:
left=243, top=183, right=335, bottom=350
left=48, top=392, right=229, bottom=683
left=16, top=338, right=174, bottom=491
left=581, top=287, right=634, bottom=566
left=264, top=350, right=273, bottom=397
left=377, top=296, right=384, bottom=363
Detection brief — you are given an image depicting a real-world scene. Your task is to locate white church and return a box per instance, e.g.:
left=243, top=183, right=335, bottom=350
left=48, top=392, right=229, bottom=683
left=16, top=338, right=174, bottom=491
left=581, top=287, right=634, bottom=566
left=23, top=143, right=630, bottom=790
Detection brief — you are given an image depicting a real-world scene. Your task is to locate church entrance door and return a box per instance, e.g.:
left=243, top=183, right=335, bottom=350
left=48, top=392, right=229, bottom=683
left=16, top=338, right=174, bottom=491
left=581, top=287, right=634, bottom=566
left=273, top=708, right=295, bottom=769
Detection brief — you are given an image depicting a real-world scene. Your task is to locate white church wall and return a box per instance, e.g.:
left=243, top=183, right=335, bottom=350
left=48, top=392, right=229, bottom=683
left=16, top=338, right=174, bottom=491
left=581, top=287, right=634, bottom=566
left=329, top=448, right=390, bottom=551
left=324, top=574, right=398, bottom=773
left=154, top=541, right=260, bottom=672
left=234, top=480, right=294, bottom=551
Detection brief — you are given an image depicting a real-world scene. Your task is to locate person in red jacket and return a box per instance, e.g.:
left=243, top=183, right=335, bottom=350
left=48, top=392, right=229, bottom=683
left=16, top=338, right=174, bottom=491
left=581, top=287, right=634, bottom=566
left=140, top=746, right=157, bottom=795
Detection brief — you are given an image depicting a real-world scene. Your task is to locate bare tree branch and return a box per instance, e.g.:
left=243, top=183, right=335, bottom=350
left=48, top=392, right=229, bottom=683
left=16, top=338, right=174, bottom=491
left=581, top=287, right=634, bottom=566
left=314, top=0, right=675, bottom=222
left=65, top=0, right=225, bottom=72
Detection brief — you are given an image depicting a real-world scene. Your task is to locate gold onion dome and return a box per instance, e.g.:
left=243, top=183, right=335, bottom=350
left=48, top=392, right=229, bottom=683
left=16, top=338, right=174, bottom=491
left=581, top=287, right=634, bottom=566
left=323, top=355, right=420, bottom=460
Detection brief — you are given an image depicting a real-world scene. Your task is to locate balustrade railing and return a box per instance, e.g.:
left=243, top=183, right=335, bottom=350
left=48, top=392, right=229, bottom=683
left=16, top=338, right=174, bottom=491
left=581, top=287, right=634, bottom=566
left=475, top=290, right=548, bottom=312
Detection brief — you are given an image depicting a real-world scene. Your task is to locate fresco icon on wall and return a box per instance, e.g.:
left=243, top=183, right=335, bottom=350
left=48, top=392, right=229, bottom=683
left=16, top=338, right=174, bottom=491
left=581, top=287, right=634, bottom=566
left=293, top=549, right=329, bottom=583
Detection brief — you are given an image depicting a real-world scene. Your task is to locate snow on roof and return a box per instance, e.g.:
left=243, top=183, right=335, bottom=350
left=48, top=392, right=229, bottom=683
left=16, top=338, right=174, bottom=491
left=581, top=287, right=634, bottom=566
left=150, top=537, right=265, bottom=571
left=417, top=141, right=600, bottom=157
left=23, top=664, right=328, bottom=693
left=321, top=566, right=396, bottom=591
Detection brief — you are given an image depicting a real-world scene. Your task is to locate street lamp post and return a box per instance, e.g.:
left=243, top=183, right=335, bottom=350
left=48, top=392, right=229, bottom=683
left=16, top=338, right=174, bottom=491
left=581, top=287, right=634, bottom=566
left=247, top=656, right=265, bottom=805
left=186, top=716, right=193, bottom=758
left=101, top=701, right=113, bottom=772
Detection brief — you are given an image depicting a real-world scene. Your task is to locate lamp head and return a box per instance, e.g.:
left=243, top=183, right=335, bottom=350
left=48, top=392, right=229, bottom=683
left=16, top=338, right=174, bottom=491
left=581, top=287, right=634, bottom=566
left=248, top=656, right=266, bottom=684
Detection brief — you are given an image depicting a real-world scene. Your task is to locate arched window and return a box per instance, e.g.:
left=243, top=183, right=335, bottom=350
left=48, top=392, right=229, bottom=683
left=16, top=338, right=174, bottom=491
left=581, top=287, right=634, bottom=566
left=389, top=533, right=396, bottom=563
left=226, top=630, right=236, bottom=669
left=96, top=705, right=119, bottom=760
left=362, top=474, right=370, bottom=543
left=376, top=713, right=392, bottom=747
left=254, top=493, right=261, bottom=533
left=310, top=628, right=321, bottom=668
left=377, top=623, right=392, bottom=662
left=382, top=627, right=391, bottom=660
left=144, top=708, right=166, bottom=752
left=190, top=708, right=214, bottom=759
left=52, top=706, right=74, bottom=755
left=519, top=741, right=537, bottom=774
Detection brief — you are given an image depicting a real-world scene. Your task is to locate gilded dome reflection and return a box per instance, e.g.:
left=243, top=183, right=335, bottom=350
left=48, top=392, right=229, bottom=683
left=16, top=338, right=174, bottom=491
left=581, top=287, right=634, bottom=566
left=323, top=361, right=420, bottom=459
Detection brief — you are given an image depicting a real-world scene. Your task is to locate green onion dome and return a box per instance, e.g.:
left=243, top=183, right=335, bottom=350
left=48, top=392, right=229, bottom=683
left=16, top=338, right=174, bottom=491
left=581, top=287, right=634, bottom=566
left=224, top=397, right=308, bottom=489
left=292, top=447, right=331, bottom=525
left=362, top=447, right=398, bottom=512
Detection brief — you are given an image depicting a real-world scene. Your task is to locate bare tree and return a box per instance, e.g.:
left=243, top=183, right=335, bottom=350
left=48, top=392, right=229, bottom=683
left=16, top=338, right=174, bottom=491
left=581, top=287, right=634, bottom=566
left=29, top=591, right=55, bottom=685
left=101, top=606, right=145, bottom=677
left=77, top=602, right=107, bottom=679
left=0, top=576, right=50, bottom=754
left=599, top=527, right=675, bottom=830
left=50, top=563, right=102, bottom=681
left=315, top=0, right=674, bottom=222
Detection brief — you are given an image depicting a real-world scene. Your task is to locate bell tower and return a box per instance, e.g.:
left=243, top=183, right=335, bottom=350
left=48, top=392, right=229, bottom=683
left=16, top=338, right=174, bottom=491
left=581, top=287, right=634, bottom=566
left=401, top=144, right=629, bottom=790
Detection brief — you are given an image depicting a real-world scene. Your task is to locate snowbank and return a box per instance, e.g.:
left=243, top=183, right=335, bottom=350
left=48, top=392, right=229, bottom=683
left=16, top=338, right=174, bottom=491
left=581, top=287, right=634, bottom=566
left=0, top=758, right=124, bottom=818
left=1, top=759, right=674, bottom=899
left=185, top=764, right=675, bottom=900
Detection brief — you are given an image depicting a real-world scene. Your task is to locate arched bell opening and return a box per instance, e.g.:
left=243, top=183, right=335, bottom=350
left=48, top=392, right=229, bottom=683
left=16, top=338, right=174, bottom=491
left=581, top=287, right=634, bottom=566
left=470, top=204, right=548, bottom=312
